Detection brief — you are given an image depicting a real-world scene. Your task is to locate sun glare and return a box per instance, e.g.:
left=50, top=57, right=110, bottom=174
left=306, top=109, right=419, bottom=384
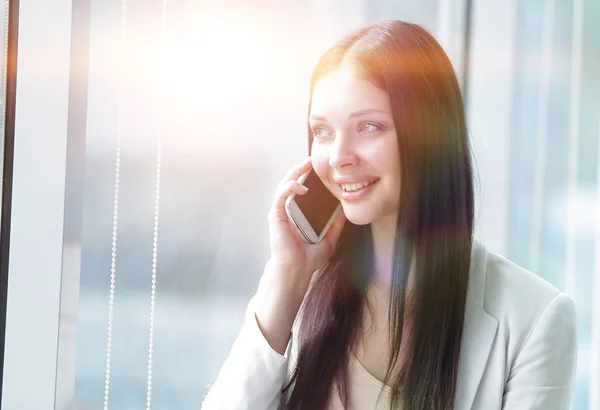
left=119, top=13, right=294, bottom=154
left=150, top=17, right=273, bottom=112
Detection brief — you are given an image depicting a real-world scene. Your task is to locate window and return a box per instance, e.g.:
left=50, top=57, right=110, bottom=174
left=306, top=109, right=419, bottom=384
left=1, top=1, right=597, bottom=409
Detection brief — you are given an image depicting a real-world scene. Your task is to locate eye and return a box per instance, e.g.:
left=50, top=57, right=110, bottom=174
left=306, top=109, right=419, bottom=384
left=359, top=122, right=382, bottom=133
left=311, top=126, right=333, bottom=139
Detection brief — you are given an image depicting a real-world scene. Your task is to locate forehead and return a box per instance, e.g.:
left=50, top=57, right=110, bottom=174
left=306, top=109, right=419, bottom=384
left=310, top=67, right=391, bottom=117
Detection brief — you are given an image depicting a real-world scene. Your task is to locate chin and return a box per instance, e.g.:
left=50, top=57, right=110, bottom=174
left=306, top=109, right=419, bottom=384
left=341, top=205, right=376, bottom=226
left=341, top=200, right=398, bottom=227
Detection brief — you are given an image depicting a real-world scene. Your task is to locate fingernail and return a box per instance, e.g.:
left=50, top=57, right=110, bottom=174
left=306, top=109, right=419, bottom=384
left=301, top=186, right=309, bottom=192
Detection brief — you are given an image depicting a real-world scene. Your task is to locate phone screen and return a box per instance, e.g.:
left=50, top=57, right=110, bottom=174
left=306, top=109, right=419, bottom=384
left=294, top=170, right=340, bottom=236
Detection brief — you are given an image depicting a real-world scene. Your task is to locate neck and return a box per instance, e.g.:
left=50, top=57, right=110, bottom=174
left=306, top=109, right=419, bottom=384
left=369, top=213, right=416, bottom=296
left=370, top=213, right=398, bottom=287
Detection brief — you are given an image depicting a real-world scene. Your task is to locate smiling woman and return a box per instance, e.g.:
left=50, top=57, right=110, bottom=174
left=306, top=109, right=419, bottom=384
left=3, top=0, right=596, bottom=409
left=202, top=20, right=578, bottom=410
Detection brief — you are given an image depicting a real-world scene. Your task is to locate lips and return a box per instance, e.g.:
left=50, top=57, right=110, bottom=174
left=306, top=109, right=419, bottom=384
left=340, top=178, right=379, bottom=192
left=337, top=178, right=380, bottom=201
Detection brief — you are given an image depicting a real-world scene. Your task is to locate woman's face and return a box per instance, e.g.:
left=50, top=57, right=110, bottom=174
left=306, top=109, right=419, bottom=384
left=309, top=66, right=401, bottom=226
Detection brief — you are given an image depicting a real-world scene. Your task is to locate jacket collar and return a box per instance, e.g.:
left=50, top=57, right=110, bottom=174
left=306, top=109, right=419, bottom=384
left=454, top=239, right=499, bottom=409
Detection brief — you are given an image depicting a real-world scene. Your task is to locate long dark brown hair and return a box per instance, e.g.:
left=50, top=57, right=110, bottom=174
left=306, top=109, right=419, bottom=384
left=281, top=21, right=474, bottom=410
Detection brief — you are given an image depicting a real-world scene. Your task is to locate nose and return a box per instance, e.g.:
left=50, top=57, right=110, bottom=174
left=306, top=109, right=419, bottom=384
left=329, top=132, right=358, bottom=169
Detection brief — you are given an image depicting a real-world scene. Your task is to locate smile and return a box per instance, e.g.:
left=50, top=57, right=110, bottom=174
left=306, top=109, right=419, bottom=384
left=337, top=178, right=380, bottom=200
left=340, top=178, right=379, bottom=192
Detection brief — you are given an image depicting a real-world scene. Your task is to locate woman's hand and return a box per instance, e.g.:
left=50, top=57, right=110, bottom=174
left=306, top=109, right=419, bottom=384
left=255, top=157, right=346, bottom=355
left=267, top=157, right=346, bottom=294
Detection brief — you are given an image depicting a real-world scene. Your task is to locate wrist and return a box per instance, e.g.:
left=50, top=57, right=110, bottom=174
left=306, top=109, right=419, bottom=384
left=254, top=262, right=306, bottom=355
left=264, top=259, right=311, bottom=302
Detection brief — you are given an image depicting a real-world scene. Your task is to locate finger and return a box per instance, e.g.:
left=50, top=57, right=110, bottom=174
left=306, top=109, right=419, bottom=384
left=268, top=180, right=309, bottom=223
left=278, top=157, right=312, bottom=187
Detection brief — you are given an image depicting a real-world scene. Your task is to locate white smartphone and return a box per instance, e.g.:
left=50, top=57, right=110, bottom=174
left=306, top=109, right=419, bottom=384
left=285, top=169, right=342, bottom=244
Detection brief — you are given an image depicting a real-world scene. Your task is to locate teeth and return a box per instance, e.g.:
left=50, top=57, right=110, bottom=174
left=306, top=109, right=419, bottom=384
left=341, top=179, right=377, bottom=192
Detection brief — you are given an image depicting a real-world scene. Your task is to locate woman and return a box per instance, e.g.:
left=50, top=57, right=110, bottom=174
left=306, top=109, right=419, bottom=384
left=202, top=20, right=577, bottom=409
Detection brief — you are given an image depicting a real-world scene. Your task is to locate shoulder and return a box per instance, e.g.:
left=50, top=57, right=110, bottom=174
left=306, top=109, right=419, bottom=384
left=474, top=241, right=576, bottom=352
left=480, top=245, right=573, bottom=317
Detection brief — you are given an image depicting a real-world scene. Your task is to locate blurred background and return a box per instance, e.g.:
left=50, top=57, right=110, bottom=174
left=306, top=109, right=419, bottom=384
left=1, top=0, right=600, bottom=409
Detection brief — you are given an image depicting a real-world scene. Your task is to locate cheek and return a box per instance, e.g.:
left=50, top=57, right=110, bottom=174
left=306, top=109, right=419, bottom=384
left=310, top=154, right=330, bottom=183
left=385, top=150, right=401, bottom=177
left=310, top=143, right=331, bottom=180
left=368, top=137, right=400, bottom=175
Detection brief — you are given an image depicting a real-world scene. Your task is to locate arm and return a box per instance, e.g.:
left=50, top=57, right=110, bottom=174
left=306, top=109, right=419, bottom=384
left=502, top=292, right=578, bottom=409
left=201, top=261, right=306, bottom=410
left=201, top=158, right=346, bottom=409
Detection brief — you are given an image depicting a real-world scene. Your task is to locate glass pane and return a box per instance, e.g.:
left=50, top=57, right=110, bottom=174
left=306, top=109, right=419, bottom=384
left=507, top=0, right=600, bottom=408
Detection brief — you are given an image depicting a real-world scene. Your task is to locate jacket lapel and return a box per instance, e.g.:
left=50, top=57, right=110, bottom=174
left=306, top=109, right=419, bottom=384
left=454, top=240, right=499, bottom=409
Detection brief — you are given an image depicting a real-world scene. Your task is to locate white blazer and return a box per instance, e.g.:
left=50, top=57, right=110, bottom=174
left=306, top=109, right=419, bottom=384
left=201, top=240, right=578, bottom=409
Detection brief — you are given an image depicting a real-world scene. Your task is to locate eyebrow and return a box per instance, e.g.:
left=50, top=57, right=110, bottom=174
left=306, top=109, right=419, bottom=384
left=309, top=109, right=391, bottom=121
